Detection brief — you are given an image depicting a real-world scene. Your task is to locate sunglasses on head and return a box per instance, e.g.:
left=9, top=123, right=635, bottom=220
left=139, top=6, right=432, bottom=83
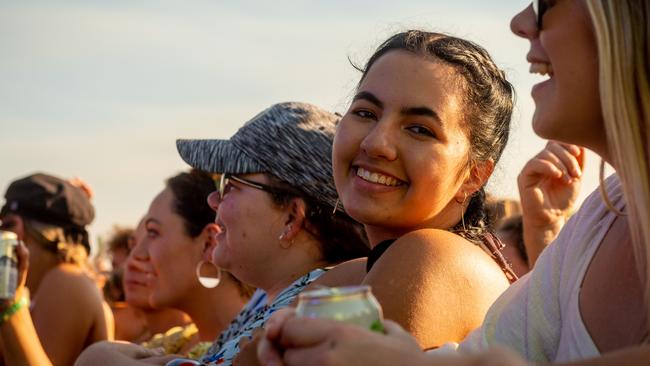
left=532, top=0, right=548, bottom=29
left=215, top=173, right=298, bottom=201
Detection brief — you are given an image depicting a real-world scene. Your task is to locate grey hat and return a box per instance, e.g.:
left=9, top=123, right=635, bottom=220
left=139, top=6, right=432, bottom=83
left=177, top=102, right=340, bottom=209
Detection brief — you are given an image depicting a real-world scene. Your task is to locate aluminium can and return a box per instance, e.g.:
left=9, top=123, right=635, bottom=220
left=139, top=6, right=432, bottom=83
left=295, top=285, right=384, bottom=332
left=0, top=230, right=19, bottom=300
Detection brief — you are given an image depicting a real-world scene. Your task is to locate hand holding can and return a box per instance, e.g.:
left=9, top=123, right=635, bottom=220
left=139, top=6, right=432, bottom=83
left=295, top=285, right=385, bottom=332
left=0, top=230, right=19, bottom=302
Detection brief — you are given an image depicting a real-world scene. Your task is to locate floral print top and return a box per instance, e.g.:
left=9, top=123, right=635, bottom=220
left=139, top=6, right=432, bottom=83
left=171, top=268, right=325, bottom=366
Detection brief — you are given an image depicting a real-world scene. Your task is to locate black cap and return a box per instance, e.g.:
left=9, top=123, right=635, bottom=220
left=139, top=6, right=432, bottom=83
left=0, top=173, right=95, bottom=252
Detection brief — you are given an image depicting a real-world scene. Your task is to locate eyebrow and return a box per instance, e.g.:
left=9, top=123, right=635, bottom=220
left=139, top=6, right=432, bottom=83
left=145, top=218, right=161, bottom=226
left=400, top=106, right=441, bottom=125
left=353, top=91, right=442, bottom=125
left=352, top=91, right=383, bottom=108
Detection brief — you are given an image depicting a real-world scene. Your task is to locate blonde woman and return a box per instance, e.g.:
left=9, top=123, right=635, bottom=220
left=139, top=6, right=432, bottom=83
left=258, top=0, right=650, bottom=365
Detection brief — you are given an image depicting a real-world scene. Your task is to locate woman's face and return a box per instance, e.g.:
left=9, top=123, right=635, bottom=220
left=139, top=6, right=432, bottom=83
left=123, top=220, right=153, bottom=308
left=207, top=173, right=287, bottom=288
left=139, top=187, right=205, bottom=308
left=510, top=1, right=604, bottom=153
left=332, top=50, right=475, bottom=243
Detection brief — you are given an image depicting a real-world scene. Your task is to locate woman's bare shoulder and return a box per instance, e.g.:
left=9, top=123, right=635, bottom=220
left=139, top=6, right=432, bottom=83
left=363, top=229, right=510, bottom=347
left=37, top=264, right=104, bottom=306
left=375, top=228, right=506, bottom=279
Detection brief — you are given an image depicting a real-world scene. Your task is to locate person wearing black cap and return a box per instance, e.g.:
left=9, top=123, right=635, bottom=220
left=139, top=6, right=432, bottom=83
left=0, top=173, right=113, bottom=366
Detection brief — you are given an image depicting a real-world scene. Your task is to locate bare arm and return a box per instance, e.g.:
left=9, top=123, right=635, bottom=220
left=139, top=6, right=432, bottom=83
left=0, top=242, right=52, bottom=366
left=363, top=229, right=509, bottom=349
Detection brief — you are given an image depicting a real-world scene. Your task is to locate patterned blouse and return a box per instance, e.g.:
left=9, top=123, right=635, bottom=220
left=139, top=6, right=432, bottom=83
left=172, top=268, right=325, bottom=366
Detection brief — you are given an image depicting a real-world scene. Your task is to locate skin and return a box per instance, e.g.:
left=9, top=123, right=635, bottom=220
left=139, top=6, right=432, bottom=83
left=313, top=50, right=509, bottom=348
left=0, top=215, right=112, bottom=366
left=514, top=0, right=605, bottom=157
left=332, top=51, right=487, bottom=244
left=512, top=1, right=647, bottom=352
left=207, top=173, right=328, bottom=302
left=517, top=141, right=584, bottom=267
left=136, top=186, right=247, bottom=342
left=256, top=2, right=650, bottom=365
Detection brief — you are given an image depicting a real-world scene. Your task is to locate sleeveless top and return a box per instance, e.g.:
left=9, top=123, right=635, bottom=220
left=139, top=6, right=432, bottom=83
left=189, top=268, right=325, bottom=366
left=366, top=235, right=517, bottom=282
left=456, top=175, right=626, bottom=363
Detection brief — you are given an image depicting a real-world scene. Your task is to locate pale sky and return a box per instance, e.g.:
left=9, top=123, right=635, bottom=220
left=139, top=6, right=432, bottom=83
left=0, top=0, right=604, bottom=254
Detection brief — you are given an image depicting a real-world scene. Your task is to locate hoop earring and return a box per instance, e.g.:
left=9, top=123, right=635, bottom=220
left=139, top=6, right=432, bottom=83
left=598, top=159, right=625, bottom=216
left=195, top=260, right=221, bottom=288
left=455, top=192, right=468, bottom=231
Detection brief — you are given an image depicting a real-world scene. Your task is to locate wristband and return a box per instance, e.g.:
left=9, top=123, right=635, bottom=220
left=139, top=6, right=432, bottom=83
left=0, top=296, right=28, bottom=325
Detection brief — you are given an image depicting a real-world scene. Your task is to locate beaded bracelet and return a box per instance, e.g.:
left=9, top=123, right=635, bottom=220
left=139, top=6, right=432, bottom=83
left=0, top=296, right=28, bottom=325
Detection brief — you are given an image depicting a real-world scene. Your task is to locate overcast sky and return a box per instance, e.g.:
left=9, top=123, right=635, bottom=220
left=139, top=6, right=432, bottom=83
left=0, top=0, right=605, bottom=253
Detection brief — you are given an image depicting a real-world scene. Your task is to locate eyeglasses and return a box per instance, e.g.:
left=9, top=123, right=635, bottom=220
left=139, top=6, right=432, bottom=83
left=215, top=173, right=298, bottom=201
left=532, top=0, right=548, bottom=29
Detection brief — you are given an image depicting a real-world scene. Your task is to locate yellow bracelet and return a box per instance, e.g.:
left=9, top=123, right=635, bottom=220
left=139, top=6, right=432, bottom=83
left=0, top=297, right=28, bottom=325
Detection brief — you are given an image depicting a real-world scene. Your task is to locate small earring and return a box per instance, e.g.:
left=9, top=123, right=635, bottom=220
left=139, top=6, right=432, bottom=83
left=278, top=224, right=293, bottom=240
left=195, top=260, right=221, bottom=288
left=332, top=199, right=340, bottom=215
left=457, top=192, right=468, bottom=232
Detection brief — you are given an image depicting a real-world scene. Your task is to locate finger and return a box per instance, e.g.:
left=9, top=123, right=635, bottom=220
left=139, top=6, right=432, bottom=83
left=239, top=335, right=251, bottom=349
left=257, top=336, right=284, bottom=366
left=519, top=158, right=564, bottom=187
left=15, top=241, right=29, bottom=288
left=264, top=308, right=296, bottom=341
left=283, top=342, right=333, bottom=366
left=547, top=142, right=582, bottom=179
left=279, top=317, right=341, bottom=349
left=382, top=320, right=412, bottom=338
left=576, top=146, right=586, bottom=170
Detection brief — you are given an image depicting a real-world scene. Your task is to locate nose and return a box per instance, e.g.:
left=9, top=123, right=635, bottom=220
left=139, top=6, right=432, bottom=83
left=510, top=3, right=538, bottom=40
left=360, top=117, right=398, bottom=161
left=128, top=234, right=149, bottom=263
left=207, top=191, right=221, bottom=212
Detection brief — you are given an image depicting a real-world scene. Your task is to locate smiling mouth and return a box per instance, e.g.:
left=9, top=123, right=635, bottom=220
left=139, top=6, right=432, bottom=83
left=530, top=62, right=554, bottom=77
left=355, top=167, right=404, bottom=187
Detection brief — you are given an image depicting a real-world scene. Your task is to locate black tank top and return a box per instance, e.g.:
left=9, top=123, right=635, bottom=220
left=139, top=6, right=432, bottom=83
left=366, top=239, right=396, bottom=273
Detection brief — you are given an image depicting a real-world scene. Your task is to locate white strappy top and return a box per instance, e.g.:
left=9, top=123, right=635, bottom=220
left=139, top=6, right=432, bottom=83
left=456, top=175, right=624, bottom=363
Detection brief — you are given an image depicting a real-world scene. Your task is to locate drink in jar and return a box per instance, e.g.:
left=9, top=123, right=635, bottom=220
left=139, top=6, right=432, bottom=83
left=0, top=230, right=19, bottom=300
left=295, top=285, right=384, bottom=332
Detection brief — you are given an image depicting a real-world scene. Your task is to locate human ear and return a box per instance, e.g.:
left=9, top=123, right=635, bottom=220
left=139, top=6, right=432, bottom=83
left=456, top=159, right=494, bottom=200
left=201, top=223, right=220, bottom=261
left=280, top=198, right=307, bottom=241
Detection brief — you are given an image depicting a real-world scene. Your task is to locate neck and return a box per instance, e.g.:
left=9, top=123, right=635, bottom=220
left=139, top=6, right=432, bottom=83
left=143, top=308, right=192, bottom=336
left=177, top=280, right=248, bottom=341
left=259, top=235, right=327, bottom=303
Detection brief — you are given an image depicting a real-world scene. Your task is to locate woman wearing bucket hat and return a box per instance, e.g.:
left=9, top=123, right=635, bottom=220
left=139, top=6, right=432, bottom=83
left=0, top=173, right=113, bottom=366
left=76, top=101, right=369, bottom=366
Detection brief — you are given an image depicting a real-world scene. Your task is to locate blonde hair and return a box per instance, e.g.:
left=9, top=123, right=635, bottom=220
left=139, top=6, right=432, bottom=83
left=587, top=0, right=650, bottom=329
left=24, top=219, right=89, bottom=267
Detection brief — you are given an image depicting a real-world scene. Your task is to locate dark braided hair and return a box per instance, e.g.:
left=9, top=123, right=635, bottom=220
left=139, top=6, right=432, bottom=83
left=357, top=30, right=517, bottom=281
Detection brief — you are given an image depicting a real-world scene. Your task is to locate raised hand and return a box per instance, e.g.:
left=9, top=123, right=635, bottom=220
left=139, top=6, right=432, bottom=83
left=517, top=141, right=584, bottom=266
